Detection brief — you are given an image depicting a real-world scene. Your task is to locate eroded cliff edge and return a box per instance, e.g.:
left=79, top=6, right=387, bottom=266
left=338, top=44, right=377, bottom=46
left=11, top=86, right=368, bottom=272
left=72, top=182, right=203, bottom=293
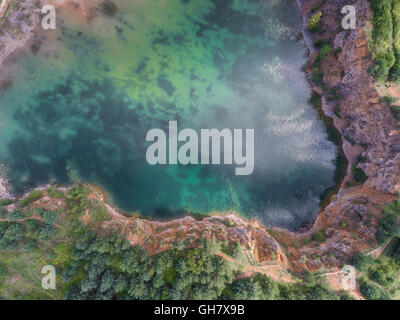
left=0, top=0, right=399, bottom=277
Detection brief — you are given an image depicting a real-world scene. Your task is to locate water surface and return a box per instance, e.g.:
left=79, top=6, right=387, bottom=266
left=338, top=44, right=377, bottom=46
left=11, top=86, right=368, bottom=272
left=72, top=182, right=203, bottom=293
left=0, top=0, right=337, bottom=229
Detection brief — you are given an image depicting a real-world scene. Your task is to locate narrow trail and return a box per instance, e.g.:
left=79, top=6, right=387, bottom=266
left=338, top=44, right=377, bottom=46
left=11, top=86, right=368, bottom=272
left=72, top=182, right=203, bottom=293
left=0, top=0, right=10, bottom=18
left=215, top=252, right=296, bottom=283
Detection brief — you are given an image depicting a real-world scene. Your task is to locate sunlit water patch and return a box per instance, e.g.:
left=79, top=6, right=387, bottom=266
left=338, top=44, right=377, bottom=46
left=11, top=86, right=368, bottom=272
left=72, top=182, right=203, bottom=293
left=0, top=0, right=337, bottom=229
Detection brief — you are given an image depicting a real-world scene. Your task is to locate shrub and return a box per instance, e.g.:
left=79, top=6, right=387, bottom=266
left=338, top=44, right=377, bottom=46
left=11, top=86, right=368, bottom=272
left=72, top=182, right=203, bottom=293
left=318, top=43, right=332, bottom=61
left=312, top=69, right=324, bottom=86
left=311, top=0, right=326, bottom=13
left=99, top=0, right=118, bottom=17
left=383, top=95, right=397, bottom=105
left=35, top=224, right=57, bottom=242
left=389, top=238, right=400, bottom=261
left=390, top=105, right=400, bottom=120
left=314, top=38, right=330, bottom=48
left=7, top=210, right=24, bottom=221
left=390, top=0, right=400, bottom=80
left=376, top=211, right=400, bottom=244
left=4, top=223, right=25, bottom=241
left=18, top=190, right=42, bottom=208
left=0, top=261, right=8, bottom=278
left=307, top=11, right=322, bottom=32
left=24, top=239, right=37, bottom=252
left=46, top=187, right=65, bottom=199
left=311, top=230, right=326, bottom=243
left=351, top=252, right=373, bottom=271
left=369, top=52, right=396, bottom=80
left=0, top=199, right=12, bottom=207
left=359, top=278, right=383, bottom=300
left=369, top=0, right=393, bottom=50
left=352, top=165, right=368, bottom=183
left=309, top=92, right=320, bottom=107
left=25, top=219, right=40, bottom=233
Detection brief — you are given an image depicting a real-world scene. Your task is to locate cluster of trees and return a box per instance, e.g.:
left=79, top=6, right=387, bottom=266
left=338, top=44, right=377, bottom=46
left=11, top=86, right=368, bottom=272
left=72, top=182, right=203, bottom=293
left=0, top=205, right=58, bottom=251
left=352, top=250, right=400, bottom=300
left=307, top=11, right=322, bottom=32
left=5, top=184, right=391, bottom=300
left=376, top=198, right=400, bottom=244
left=368, top=0, right=400, bottom=82
left=0, top=222, right=26, bottom=251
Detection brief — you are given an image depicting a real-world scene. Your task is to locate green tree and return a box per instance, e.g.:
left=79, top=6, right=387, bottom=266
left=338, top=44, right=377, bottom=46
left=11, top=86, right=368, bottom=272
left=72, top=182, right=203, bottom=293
left=4, top=223, right=25, bottom=241
left=307, top=11, right=322, bottom=32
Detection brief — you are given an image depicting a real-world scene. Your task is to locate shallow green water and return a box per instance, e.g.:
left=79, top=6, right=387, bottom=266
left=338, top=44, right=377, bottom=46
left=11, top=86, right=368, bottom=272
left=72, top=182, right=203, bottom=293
left=0, top=0, right=337, bottom=229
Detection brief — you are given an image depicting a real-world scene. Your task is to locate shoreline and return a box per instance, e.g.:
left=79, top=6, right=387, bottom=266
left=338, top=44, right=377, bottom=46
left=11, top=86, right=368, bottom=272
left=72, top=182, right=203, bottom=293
left=0, top=0, right=399, bottom=274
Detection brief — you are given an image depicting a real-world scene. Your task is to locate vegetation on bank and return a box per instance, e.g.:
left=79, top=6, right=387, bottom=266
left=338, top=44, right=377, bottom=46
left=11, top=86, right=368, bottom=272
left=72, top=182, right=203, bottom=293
left=307, top=11, right=322, bottom=32
left=349, top=198, right=400, bottom=300
left=0, top=185, right=352, bottom=300
left=368, top=0, right=400, bottom=82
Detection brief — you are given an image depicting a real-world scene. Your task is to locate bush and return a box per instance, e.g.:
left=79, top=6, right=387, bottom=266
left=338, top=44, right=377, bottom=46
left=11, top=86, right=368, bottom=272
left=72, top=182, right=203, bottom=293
left=352, top=165, right=368, bottom=183
left=312, top=69, right=324, bottom=86
left=390, top=0, right=400, bottom=80
left=4, top=223, right=25, bottom=241
left=35, top=224, right=57, bottom=242
left=369, top=0, right=393, bottom=49
left=0, top=206, right=7, bottom=219
left=309, top=92, right=320, bottom=107
left=7, top=210, right=24, bottom=221
left=18, top=190, right=42, bottom=208
left=359, top=278, right=383, bottom=300
left=314, top=38, right=330, bottom=48
left=24, top=239, right=37, bottom=252
left=46, top=187, right=65, bottom=199
left=369, top=52, right=396, bottom=80
left=318, top=44, right=332, bottom=61
left=25, top=219, right=40, bottom=233
left=376, top=211, right=400, bottom=244
left=368, top=0, right=396, bottom=80
left=99, top=0, right=118, bottom=17
left=40, top=210, right=59, bottom=225
left=351, top=252, right=373, bottom=271
left=307, top=11, right=322, bottom=32
left=0, top=199, right=12, bottom=207
left=311, top=230, right=326, bottom=243
left=383, top=95, right=397, bottom=105
left=390, top=105, right=400, bottom=120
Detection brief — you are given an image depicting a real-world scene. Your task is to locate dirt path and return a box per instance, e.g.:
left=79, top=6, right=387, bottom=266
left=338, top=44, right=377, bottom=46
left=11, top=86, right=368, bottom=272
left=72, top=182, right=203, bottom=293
left=366, top=238, right=392, bottom=258
left=215, top=252, right=296, bottom=283
left=0, top=0, right=10, bottom=18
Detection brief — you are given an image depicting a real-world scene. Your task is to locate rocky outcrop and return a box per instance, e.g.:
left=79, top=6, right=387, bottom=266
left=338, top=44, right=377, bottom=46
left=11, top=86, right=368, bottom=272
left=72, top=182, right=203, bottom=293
left=301, top=0, right=400, bottom=194
left=0, top=0, right=41, bottom=70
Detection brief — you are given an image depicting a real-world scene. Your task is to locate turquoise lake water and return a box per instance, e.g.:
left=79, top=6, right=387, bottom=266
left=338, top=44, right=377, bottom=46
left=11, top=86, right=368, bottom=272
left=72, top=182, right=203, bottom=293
left=0, top=0, right=337, bottom=229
